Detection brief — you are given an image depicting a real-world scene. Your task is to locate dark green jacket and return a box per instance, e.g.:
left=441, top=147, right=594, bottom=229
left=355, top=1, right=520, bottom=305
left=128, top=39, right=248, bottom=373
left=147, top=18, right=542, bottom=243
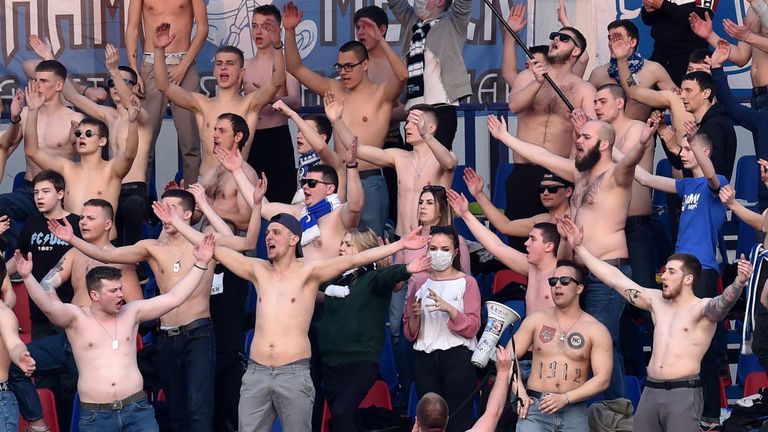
left=319, top=264, right=409, bottom=366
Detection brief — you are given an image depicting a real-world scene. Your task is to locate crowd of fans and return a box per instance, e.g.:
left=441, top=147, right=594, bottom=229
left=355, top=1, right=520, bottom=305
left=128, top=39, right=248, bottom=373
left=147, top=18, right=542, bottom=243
left=0, top=0, right=767, bottom=431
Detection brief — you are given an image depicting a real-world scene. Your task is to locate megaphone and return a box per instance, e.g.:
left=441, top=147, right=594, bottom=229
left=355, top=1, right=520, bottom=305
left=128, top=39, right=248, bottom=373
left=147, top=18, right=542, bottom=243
left=471, top=301, right=521, bottom=368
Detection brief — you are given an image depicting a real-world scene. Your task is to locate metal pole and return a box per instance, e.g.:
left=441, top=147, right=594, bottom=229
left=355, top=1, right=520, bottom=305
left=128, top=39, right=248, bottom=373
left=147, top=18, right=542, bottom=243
left=484, top=0, right=574, bottom=112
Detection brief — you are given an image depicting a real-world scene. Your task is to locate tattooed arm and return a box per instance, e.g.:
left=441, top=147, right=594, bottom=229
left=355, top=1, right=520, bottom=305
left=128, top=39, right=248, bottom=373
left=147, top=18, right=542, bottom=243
left=704, top=256, right=752, bottom=322
left=39, top=251, right=73, bottom=294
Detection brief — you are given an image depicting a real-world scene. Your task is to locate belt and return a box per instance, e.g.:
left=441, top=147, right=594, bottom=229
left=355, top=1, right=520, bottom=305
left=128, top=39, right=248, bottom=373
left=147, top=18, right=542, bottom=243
left=160, top=317, right=211, bottom=337
left=527, top=389, right=547, bottom=399
left=602, top=258, right=630, bottom=267
left=142, top=52, right=189, bottom=66
left=754, top=86, right=768, bottom=96
left=359, top=169, right=383, bottom=179
left=80, top=391, right=146, bottom=411
left=645, top=378, right=702, bottom=390
left=626, top=215, right=651, bottom=226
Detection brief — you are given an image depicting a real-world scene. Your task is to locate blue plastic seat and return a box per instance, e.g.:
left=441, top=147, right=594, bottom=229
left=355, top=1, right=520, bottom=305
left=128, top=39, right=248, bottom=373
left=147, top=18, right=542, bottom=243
left=380, top=326, right=398, bottom=392
left=491, top=163, right=515, bottom=211
left=624, top=375, right=643, bottom=414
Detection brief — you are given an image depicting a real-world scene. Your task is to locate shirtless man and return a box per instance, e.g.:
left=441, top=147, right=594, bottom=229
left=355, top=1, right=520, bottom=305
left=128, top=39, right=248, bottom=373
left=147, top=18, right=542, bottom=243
left=13, top=234, right=214, bottom=432
left=126, top=0, right=207, bottom=184
left=0, top=91, right=23, bottom=183
left=283, top=2, right=406, bottom=235
left=488, top=114, right=657, bottom=400
left=216, top=139, right=364, bottom=260
left=199, top=113, right=259, bottom=230
left=588, top=19, right=676, bottom=121
left=48, top=189, right=222, bottom=432
left=0, top=297, right=35, bottom=431
left=23, top=79, right=138, bottom=217
left=463, top=168, right=572, bottom=243
left=325, top=93, right=456, bottom=235
left=504, top=25, right=595, bottom=249
left=243, top=4, right=301, bottom=204
left=153, top=22, right=284, bottom=181
left=0, top=60, right=83, bottom=250
left=560, top=216, right=752, bottom=431
left=447, top=190, right=558, bottom=314
left=510, top=259, right=612, bottom=431
left=151, top=205, right=427, bottom=431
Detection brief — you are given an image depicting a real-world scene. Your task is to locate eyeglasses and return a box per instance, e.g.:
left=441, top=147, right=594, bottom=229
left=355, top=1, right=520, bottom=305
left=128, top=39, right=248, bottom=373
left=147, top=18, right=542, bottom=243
left=547, top=276, right=582, bottom=287
left=74, top=129, right=99, bottom=138
left=429, top=225, right=456, bottom=235
left=422, top=185, right=446, bottom=192
left=300, top=178, right=333, bottom=188
left=549, top=32, right=580, bottom=49
left=538, top=185, right=567, bottom=194
left=106, top=78, right=137, bottom=88
left=333, top=60, right=365, bottom=73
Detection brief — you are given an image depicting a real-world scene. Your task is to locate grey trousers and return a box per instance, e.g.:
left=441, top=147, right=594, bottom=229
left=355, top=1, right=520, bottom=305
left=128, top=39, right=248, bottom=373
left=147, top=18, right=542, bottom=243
left=633, top=382, right=703, bottom=432
left=238, top=358, right=314, bottom=432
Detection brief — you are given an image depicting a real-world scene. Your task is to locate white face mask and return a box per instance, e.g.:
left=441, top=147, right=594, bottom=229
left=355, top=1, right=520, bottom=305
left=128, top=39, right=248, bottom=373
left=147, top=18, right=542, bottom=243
left=413, top=0, right=431, bottom=20
left=429, top=250, right=454, bottom=271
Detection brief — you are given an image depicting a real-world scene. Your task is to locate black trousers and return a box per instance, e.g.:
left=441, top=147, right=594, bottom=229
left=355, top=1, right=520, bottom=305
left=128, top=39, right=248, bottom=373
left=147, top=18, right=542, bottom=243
left=321, top=361, right=379, bottom=432
left=432, top=104, right=458, bottom=151
left=695, top=268, right=727, bottom=423
left=116, top=182, right=147, bottom=247
left=414, top=346, right=476, bottom=432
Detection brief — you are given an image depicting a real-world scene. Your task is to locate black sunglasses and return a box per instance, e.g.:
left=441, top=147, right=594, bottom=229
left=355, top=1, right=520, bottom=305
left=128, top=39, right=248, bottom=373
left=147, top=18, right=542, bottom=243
left=538, top=185, right=567, bottom=194
left=549, top=32, right=580, bottom=49
left=106, top=78, right=137, bottom=88
left=74, top=129, right=99, bottom=138
left=422, top=185, right=446, bottom=192
left=300, top=178, right=333, bottom=188
left=429, top=225, right=456, bottom=235
left=548, top=276, right=582, bottom=287
left=333, top=60, right=365, bottom=73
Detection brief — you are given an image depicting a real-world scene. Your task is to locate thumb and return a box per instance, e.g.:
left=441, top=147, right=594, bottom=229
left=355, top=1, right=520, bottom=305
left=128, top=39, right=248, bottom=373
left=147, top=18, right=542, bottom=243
left=741, top=253, right=747, bottom=261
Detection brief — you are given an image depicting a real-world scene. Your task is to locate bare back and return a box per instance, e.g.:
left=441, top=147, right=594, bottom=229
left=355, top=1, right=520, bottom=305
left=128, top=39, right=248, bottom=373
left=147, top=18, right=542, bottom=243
left=19, top=106, right=82, bottom=180
left=138, top=0, right=194, bottom=53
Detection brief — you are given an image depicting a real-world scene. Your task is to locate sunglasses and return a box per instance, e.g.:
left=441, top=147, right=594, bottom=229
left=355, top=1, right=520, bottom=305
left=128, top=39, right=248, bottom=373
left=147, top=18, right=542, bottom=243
left=422, top=185, right=446, bottom=192
left=549, top=32, right=580, bottom=49
left=106, top=78, right=137, bottom=88
left=429, top=225, right=456, bottom=235
left=333, top=60, right=365, bottom=73
left=538, top=185, right=567, bottom=194
left=300, top=178, right=333, bottom=188
left=73, top=129, right=99, bottom=138
left=548, top=276, right=582, bottom=287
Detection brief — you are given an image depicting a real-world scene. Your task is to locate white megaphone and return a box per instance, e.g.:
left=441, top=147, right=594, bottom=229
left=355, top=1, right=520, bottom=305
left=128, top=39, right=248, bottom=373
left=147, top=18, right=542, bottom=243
left=471, top=301, right=521, bottom=368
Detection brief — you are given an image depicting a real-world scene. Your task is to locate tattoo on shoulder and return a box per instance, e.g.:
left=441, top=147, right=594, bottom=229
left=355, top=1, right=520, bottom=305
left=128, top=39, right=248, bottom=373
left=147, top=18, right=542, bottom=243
left=624, top=288, right=642, bottom=305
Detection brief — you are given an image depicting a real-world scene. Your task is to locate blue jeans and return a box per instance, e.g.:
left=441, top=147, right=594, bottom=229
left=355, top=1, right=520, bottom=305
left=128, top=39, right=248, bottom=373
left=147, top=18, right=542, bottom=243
left=752, top=91, right=768, bottom=111
left=625, top=217, right=657, bottom=289
left=516, top=395, right=588, bottom=431
left=359, top=172, right=388, bottom=236
left=156, top=319, right=216, bottom=432
left=583, top=264, right=631, bottom=400
left=79, top=399, right=159, bottom=432
left=0, top=391, right=18, bottom=432
left=9, top=332, right=77, bottom=421
left=0, top=182, right=36, bottom=254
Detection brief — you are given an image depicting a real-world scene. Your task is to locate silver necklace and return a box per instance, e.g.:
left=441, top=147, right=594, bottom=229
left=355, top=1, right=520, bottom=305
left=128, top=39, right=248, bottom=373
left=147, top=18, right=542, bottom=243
left=94, top=315, right=118, bottom=350
left=554, top=310, right=583, bottom=342
left=169, top=243, right=189, bottom=273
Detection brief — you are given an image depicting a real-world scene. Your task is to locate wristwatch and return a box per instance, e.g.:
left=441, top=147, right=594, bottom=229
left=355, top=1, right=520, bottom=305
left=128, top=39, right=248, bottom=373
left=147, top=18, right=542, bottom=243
left=346, top=162, right=359, bottom=169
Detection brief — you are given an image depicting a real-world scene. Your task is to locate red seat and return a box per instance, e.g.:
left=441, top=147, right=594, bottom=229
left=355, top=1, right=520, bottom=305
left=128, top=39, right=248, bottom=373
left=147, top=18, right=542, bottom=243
left=136, top=334, right=144, bottom=351
left=744, top=371, right=768, bottom=397
left=492, top=270, right=527, bottom=295
left=11, top=282, right=31, bottom=344
left=18, top=388, right=59, bottom=432
left=720, top=377, right=728, bottom=408
left=321, top=380, right=392, bottom=432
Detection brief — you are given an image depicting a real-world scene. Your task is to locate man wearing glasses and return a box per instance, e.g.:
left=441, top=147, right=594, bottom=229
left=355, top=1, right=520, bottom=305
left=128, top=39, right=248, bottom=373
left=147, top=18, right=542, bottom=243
left=283, top=2, right=407, bottom=237
left=504, top=26, right=596, bottom=253
left=508, top=259, right=613, bottom=432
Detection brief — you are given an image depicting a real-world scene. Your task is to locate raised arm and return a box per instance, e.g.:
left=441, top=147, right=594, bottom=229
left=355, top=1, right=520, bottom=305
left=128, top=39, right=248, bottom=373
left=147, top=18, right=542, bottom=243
left=507, top=65, right=545, bottom=113
left=613, top=117, right=658, bottom=188
left=38, top=251, right=74, bottom=295
left=360, top=18, right=407, bottom=101
left=414, top=110, right=457, bottom=171
left=461, top=167, right=531, bottom=237
left=247, top=24, right=285, bottom=112
left=340, top=138, right=363, bottom=229
left=13, top=251, right=79, bottom=328
left=282, top=2, right=338, bottom=96
left=501, top=4, right=527, bottom=87
left=153, top=23, right=202, bottom=112
left=125, top=0, right=145, bottom=95
left=134, top=235, right=214, bottom=322
left=719, top=184, right=765, bottom=230
left=23, top=83, right=71, bottom=173
left=447, top=190, right=528, bottom=275
left=272, top=100, right=341, bottom=170
left=703, top=255, right=752, bottom=322
left=710, top=42, right=760, bottom=132
left=634, top=164, right=677, bottom=194
left=0, top=308, right=35, bottom=376
left=110, top=96, right=140, bottom=178
left=470, top=347, right=514, bottom=432
left=0, top=91, right=23, bottom=164
left=488, top=115, right=574, bottom=181
left=212, top=146, right=256, bottom=207
left=48, top=218, right=150, bottom=265
left=686, top=121, right=719, bottom=190
left=560, top=217, right=654, bottom=310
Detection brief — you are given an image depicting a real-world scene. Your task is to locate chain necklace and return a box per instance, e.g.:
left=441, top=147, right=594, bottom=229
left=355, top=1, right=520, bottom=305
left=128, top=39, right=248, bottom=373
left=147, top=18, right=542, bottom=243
left=94, top=314, right=119, bottom=350
left=169, top=243, right=189, bottom=273
left=554, top=310, right=583, bottom=342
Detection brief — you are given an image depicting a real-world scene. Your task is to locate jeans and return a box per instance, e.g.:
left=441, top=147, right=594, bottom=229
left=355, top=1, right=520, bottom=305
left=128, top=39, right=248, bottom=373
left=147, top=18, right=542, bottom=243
left=694, top=269, right=727, bottom=424
left=516, top=396, right=588, bottom=432
left=79, top=399, right=159, bottom=432
left=414, top=346, right=476, bottom=432
left=0, top=182, right=36, bottom=253
left=0, top=391, right=18, bottom=432
left=156, top=319, right=216, bottom=432
left=359, top=173, right=388, bottom=237
left=10, top=332, right=77, bottom=421
left=322, top=361, right=379, bottom=432
left=583, top=264, right=631, bottom=400
left=751, top=91, right=768, bottom=111
left=116, top=182, right=147, bottom=247
left=625, top=216, right=658, bottom=289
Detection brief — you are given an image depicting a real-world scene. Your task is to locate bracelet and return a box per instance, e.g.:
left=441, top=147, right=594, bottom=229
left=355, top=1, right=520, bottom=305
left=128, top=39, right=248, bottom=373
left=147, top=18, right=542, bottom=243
left=346, top=162, right=359, bottom=169
left=9, top=116, right=21, bottom=124
left=563, top=392, right=571, bottom=404
left=273, top=42, right=284, bottom=50
left=81, top=86, right=89, bottom=96
left=193, top=263, right=208, bottom=271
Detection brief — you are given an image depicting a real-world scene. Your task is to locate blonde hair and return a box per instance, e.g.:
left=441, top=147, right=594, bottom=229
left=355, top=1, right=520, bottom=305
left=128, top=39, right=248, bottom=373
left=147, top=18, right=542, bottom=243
left=347, top=228, right=391, bottom=268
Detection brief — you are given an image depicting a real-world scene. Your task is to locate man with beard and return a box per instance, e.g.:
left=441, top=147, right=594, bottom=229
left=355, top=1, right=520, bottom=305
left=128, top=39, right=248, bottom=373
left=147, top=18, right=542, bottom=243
left=559, top=216, right=752, bottom=432
left=504, top=25, right=596, bottom=251
left=488, top=114, right=657, bottom=401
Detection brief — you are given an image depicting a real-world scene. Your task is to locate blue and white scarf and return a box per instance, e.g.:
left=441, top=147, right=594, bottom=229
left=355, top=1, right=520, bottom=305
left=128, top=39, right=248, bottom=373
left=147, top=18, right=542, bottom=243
left=607, top=51, right=645, bottom=85
left=296, top=151, right=321, bottom=188
left=300, top=193, right=341, bottom=246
